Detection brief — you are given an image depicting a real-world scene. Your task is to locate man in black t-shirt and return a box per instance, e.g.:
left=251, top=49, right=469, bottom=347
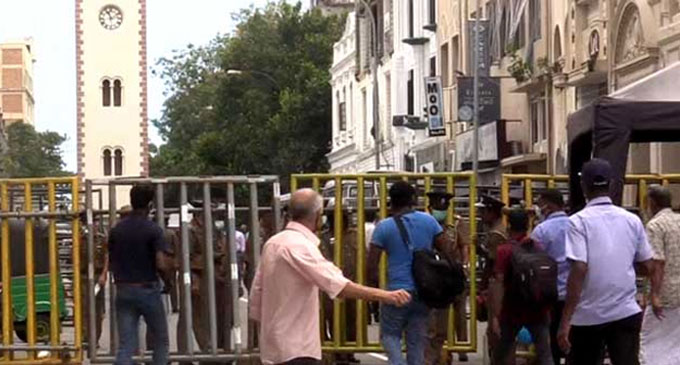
left=108, top=185, right=170, bottom=365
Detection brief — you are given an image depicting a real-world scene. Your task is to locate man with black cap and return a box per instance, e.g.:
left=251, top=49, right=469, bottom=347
left=477, top=194, right=507, bottom=289
left=188, top=200, right=232, bottom=365
left=424, top=190, right=470, bottom=364
left=558, top=158, right=657, bottom=365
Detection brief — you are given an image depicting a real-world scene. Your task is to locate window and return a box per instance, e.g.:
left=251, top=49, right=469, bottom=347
left=429, top=0, right=436, bottom=25
left=452, top=36, right=459, bottom=78
left=441, top=43, right=449, bottom=86
left=114, top=149, right=123, bottom=176
left=336, top=91, right=340, bottom=131
left=530, top=0, right=541, bottom=41
left=349, top=83, right=354, bottom=129
left=103, top=149, right=112, bottom=176
left=531, top=95, right=547, bottom=144
left=102, top=80, right=111, bottom=107
left=385, top=73, right=392, bottom=137
left=408, top=0, right=414, bottom=38
left=430, top=56, right=437, bottom=77
left=339, top=102, right=347, bottom=131
left=407, top=70, right=414, bottom=115
left=362, top=89, right=369, bottom=145
left=113, top=80, right=122, bottom=106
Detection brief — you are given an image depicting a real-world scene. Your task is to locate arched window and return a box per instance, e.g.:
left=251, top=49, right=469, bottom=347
left=554, top=27, right=562, bottom=61
left=103, top=149, right=112, bottom=176
left=102, top=80, right=111, bottom=107
left=113, top=80, right=122, bottom=107
left=114, top=149, right=123, bottom=176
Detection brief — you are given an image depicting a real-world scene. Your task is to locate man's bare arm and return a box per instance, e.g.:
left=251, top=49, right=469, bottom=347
left=367, top=244, right=383, bottom=288
left=562, top=261, right=587, bottom=324
left=339, top=282, right=411, bottom=306
left=434, top=233, right=456, bottom=264
left=558, top=260, right=587, bottom=352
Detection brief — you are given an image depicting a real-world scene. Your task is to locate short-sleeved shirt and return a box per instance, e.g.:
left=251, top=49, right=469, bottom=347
left=566, top=196, right=653, bottom=326
left=249, top=221, right=350, bottom=364
left=531, top=211, right=570, bottom=300
left=495, top=236, right=549, bottom=325
left=108, top=214, right=168, bottom=283
left=371, top=211, right=443, bottom=291
left=646, top=208, right=680, bottom=308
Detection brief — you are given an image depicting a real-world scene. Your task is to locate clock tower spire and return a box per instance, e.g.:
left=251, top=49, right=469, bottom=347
left=76, top=0, right=149, bottom=203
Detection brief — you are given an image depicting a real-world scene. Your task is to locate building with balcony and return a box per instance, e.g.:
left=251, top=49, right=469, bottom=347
left=0, top=39, right=35, bottom=126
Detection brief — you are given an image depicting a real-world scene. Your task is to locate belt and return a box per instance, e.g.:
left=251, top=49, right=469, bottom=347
left=116, top=282, right=157, bottom=288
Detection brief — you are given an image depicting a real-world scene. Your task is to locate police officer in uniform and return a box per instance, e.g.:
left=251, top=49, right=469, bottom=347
left=187, top=201, right=233, bottom=365
left=81, top=206, right=129, bottom=349
left=476, top=195, right=506, bottom=363
left=424, top=191, right=470, bottom=364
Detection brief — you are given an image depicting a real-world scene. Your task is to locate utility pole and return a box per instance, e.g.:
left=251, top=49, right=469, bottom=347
left=357, top=0, right=381, bottom=170
left=472, top=0, right=482, bottom=176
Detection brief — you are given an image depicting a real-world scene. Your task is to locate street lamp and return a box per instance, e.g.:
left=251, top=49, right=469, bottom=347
left=225, top=69, right=281, bottom=90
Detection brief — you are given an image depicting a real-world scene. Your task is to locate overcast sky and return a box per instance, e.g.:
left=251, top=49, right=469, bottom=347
left=0, top=0, right=292, bottom=172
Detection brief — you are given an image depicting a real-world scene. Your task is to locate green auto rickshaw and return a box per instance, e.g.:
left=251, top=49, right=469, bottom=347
left=1, top=219, right=68, bottom=342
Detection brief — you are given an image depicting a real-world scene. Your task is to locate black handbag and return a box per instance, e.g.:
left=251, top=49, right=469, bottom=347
left=394, top=213, right=465, bottom=309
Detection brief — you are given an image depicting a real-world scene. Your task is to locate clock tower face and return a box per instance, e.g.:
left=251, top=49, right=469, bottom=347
left=99, top=5, right=123, bottom=30
left=76, top=0, right=150, bottom=205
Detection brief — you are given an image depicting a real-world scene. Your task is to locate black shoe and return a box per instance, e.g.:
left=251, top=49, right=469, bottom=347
left=458, top=353, right=469, bottom=362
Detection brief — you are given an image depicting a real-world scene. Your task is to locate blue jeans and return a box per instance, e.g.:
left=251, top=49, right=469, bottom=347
left=115, top=284, right=169, bottom=365
left=380, top=295, right=430, bottom=365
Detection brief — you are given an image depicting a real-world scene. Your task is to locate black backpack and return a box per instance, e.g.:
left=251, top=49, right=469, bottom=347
left=508, top=239, right=558, bottom=307
left=394, top=214, right=465, bottom=309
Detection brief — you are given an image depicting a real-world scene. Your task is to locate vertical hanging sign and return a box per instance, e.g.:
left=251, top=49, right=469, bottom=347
left=424, top=76, right=445, bottom=137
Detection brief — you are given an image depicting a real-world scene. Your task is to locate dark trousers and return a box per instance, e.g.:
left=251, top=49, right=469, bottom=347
left=114, top=284, right=169, bottom=365
left=278, top=358, right=321, bottom=365
left=568, top=312, right=643, bottom=365
left=550, top=301, right=565, bottom=365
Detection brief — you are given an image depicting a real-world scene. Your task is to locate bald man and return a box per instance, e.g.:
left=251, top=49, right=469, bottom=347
left=250, top=189, right=411, bottom=365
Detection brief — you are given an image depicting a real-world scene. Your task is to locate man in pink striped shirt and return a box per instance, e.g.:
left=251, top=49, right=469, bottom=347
left=250, top=189, right=411, bottom=365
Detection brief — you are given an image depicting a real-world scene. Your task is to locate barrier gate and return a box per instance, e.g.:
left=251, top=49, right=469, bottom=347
left=85, top=176, right=281, bottom=364
left=0, top=177, right=83, bottom=364
left=290, top=172, right=479, bottom=357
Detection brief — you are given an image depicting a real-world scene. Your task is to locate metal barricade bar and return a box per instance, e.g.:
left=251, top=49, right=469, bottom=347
left=0, top=177, right=82, bottom=364
left=84, top=175, right=280, bottom=363
left=290, top=173, right=478, bottom=355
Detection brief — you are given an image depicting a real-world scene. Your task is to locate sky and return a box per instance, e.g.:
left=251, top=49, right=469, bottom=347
left=0, top=0, right=293, bottom=173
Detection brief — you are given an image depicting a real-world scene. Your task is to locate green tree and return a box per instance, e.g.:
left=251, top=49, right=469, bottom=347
left=1, top=123, right=68, bottom=178
left=151, top=2, right=344, bottom=186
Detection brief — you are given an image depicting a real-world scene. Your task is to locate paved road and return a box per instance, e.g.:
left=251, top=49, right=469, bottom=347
left=86, top=295, right=490, bottom=364
left=25, top=291, right=489, bottom=364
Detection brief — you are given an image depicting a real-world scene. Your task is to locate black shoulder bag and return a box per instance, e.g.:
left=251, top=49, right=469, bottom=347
left=394, top=213, right=465, bottom=309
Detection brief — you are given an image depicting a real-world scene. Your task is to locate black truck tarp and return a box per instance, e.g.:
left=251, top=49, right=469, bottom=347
left=567, top=62, right=680, bottom=211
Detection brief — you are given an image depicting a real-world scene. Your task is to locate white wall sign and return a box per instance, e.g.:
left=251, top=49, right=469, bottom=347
left=455, top=122, right=499, bottom=170
left=424, top=76, right=446, bottom=137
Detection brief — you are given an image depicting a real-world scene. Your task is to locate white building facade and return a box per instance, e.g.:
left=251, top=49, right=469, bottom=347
left=329, top=0, right=447, bottom=174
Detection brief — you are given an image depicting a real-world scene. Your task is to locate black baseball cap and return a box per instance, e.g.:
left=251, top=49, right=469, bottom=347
left=580, top=158, right=612, bottom=188
left=507, top=208, right=529, bottom=232
left=426, top=190, right=455, bottom=207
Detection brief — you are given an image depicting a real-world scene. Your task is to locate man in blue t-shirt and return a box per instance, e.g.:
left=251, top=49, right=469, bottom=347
left=368, top=181, right=450, bottom=365
left=108, top=185, right=170, bottom=365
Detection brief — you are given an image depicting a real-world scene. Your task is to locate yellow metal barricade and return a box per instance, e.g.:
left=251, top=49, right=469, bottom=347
left=291, top=173, right=478, bottom=356
left=501, top=174, right=666, bottom=218
left=0, top=177, right=82, bottom=364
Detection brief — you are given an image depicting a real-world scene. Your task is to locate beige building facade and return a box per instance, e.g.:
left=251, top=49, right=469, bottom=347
left=76, top=0, right=150, bottom=205
left=0, top=39, right=35, bottom=126
left=437, top=0, right=680, bottom=187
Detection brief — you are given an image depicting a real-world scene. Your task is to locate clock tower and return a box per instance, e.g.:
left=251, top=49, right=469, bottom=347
left=76, top=0, right=149, bottom=205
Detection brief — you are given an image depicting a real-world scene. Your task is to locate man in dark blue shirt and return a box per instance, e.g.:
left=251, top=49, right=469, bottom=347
left=108, top=185, right=169, bottom=365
